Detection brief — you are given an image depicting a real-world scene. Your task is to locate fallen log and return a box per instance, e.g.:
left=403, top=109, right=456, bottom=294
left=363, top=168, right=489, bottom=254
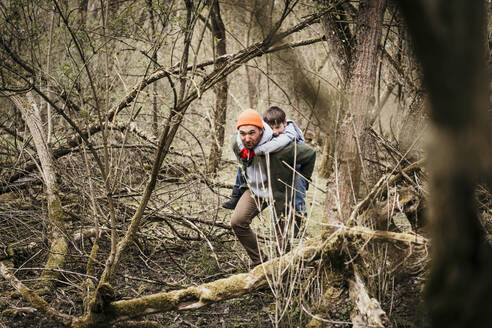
left=349, top=271, right=393, bottom=328
left=2, top=226, right=427, bottom=328
left=74, top=227, right=426, bottom=327
left=72, top=234, right=329, bottom=327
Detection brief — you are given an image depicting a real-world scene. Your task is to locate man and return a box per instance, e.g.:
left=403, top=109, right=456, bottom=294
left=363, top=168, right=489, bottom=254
left=230, top=109, right=316, bottom=266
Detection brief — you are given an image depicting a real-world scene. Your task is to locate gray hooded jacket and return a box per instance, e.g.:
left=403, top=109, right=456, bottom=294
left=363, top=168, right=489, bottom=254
left=236, top=122, right=273, bottom=198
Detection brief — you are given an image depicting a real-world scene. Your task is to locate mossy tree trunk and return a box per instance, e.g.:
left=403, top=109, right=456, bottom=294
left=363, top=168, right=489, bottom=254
left=338, top=0, right=386, bottom=223
left=9, top=93, right=69, bottom=288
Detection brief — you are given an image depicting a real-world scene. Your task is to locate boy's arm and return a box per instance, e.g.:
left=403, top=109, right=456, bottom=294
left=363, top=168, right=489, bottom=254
left=254, top=124, right=297, bottom=154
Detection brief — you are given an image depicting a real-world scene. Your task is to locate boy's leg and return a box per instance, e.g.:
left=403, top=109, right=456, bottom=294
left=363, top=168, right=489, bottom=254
left=234, top=166, right=245, bottom=185
left=230, top=190, right=266, bottom=265
left=294, top=175, right=308, bottom=237
left=222, top=167, right=245, bottom=209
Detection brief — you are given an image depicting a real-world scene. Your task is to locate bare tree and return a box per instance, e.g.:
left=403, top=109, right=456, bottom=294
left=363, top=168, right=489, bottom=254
left=207, top=0, right=228, bottom=173
left=6, top=93, right=69, bottom=289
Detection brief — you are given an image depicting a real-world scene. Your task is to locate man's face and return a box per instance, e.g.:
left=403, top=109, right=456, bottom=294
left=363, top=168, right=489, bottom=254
left=270, top=121, right=287, bottom=137
left=238, top=125, right=262, bottom=149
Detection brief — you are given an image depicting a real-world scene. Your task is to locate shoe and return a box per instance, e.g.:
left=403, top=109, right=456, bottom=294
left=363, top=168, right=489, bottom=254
left=222, top=186, right=244, bottom=210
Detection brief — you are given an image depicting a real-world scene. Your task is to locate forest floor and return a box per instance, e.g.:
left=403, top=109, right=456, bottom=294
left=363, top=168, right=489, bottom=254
left=1, top=234, right=429, bottom=328
left=0, top=162, right=431, bottom=327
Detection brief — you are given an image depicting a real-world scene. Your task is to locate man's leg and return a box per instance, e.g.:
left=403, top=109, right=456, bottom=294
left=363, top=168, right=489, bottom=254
left=222, top=167, right=245, bottom=210
left=230, top=189, right=265, bottom=265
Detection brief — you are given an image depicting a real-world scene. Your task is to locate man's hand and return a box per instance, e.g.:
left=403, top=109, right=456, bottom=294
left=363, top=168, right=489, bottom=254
left=239, top=148, right=255, bottom=160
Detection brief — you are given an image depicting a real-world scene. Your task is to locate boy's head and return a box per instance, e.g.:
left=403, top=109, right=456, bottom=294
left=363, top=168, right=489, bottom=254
left=263, top=106, right=287, bottom=137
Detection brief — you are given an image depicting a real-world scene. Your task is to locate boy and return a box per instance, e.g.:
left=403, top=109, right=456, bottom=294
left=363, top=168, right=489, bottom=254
left=223, top=106, right=307, bottom=236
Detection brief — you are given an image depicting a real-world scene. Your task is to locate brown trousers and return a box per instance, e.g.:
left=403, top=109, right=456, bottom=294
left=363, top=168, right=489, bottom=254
left=231, top=190, right=290, bottom=265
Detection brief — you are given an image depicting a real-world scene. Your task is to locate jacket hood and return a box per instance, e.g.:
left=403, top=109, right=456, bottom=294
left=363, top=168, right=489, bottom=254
left=286, top=120, right=305, bottom=143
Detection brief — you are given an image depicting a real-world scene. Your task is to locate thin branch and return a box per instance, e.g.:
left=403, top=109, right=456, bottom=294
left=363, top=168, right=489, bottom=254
left=0, top=261, right=73, bottom=326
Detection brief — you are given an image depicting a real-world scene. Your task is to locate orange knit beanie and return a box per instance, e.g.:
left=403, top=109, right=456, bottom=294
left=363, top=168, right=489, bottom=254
left=236, top=109, right=263, bottom=130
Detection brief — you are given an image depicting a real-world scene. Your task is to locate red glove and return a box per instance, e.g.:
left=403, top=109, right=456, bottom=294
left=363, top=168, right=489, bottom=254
left=239, top=148, right=255, bottom=160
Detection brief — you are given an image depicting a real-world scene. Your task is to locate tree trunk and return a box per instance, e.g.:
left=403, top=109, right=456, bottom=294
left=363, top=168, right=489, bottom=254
left=395, top=0, right=492, bottom=327
left=244, top=1, right=265, bottom=109
left=319, top=2, right=353, bottom=85
left=318, top=1, right=354, bottom=183
left=245, top=65, right=260, bottom=109
left=9, top=93, right=69, bottom=288
left=207, top=0, right=228, bottom=173
left=333, top=0, right=387, bottom=223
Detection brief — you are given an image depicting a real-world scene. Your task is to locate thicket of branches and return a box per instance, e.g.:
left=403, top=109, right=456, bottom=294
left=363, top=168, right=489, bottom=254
left=0, top=1, right=491, bottom=327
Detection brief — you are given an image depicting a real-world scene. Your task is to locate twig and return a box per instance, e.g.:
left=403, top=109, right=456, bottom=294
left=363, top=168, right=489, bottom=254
left=281, top=160, right=327, bottom=193
left=346, top=159, right=425, bottom=226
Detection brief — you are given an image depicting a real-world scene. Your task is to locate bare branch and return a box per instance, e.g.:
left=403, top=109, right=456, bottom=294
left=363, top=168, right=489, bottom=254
left=0, top=261, right=73, bottom=326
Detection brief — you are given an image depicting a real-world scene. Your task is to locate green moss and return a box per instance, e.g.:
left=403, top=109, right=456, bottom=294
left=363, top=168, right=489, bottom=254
left=82, top=279, right=95, bottom=312
left=37, top=194, right=68, bottom=286
left=19, top=284, right=50, bottom=313
left=44, top=238, right=68, bottom=269
left=6, top=246, right=15, bottom=258
left=86, top=243, right=99, bottom=276
left=199, top=244, right=219, bottom=275
left=108, top=288, right=191, bottom=318
left=48, top=195, right=66, bottom=229
left=199, top=274, right=250, bottom=302
left=39, top=237, right=68, bottom=283
left=0, top=192, right=16, bottom=200
left=1, top=308, right=20, bottom=318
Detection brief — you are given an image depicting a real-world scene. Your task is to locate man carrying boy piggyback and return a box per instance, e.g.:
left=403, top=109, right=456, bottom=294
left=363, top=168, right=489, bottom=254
left=223, top=106, right=308, bottom=235
left=227, top=107, right=316, bottom=266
